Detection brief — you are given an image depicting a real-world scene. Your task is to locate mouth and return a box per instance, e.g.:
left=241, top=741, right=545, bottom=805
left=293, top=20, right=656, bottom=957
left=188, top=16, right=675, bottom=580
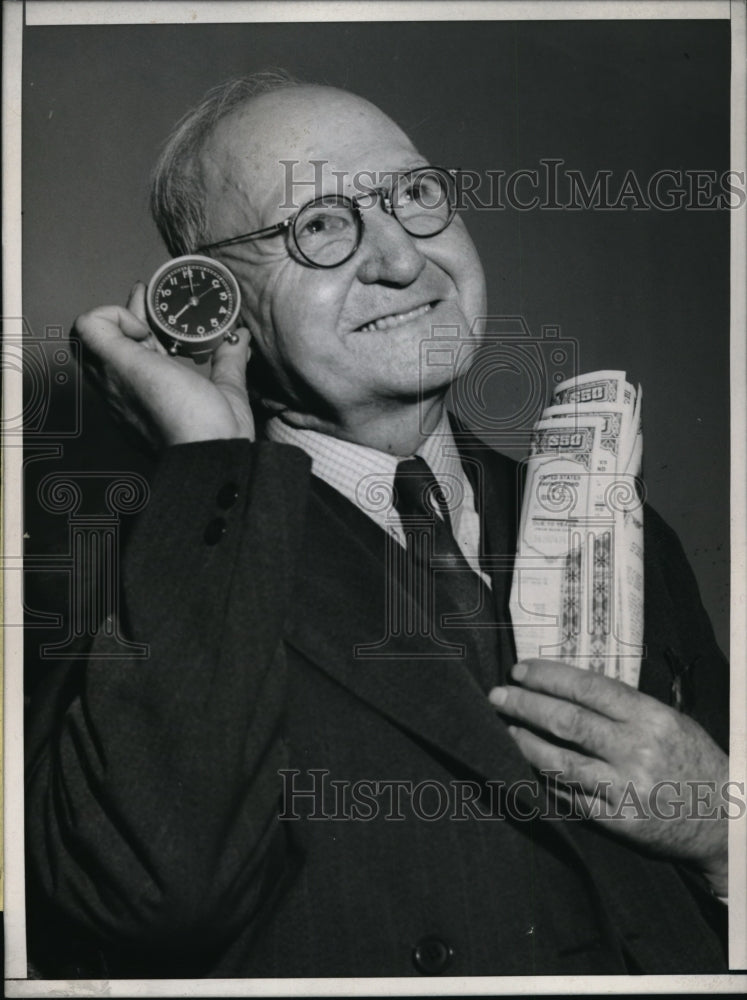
left=355, top=300, right=440, bottom=333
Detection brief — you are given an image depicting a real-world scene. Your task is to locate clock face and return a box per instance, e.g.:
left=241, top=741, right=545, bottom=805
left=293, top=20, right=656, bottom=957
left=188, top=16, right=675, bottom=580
left=146, top=255, right=241, bottom=353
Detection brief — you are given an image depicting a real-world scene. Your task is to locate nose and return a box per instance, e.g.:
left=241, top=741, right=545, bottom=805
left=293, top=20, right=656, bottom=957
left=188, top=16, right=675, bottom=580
left=354, top=205, right=427, bottom=286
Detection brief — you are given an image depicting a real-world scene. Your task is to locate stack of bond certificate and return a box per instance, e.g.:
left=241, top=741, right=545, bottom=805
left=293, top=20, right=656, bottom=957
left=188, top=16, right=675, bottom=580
left=509, top=371, right=644, bottom=687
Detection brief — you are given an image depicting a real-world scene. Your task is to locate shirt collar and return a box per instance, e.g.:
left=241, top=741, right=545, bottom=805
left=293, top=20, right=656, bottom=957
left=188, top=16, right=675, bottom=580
left=265, top=410, right=472, bottom=539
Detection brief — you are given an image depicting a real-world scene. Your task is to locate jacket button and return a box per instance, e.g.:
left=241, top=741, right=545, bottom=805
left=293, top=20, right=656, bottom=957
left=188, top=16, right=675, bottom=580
left=203, top=517, right=227, bottom=545
left=412, top=936, right=454, bottom=974
left=216, top=482, right=239, bottom=510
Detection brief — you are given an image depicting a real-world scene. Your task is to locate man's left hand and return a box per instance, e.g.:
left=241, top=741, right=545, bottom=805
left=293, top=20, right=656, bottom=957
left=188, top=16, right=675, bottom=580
left=489, top=659, right=729, bottom=897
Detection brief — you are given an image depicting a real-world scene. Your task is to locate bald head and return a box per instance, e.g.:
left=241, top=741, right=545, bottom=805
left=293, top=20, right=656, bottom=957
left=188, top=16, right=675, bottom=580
left=150, top=70, right=302, bottom=257
left=197, top=85, right=422, bottom=246
left=150, top=75, right=420, bottom=257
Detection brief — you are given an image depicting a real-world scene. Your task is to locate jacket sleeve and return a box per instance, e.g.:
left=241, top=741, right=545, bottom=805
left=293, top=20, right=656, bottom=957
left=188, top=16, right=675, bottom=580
left=25, top=438, right=311, bottom=974
left=640, top=503, right=729, bottom=752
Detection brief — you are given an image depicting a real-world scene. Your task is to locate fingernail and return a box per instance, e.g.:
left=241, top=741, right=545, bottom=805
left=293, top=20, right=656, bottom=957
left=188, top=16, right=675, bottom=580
left=489, top=687, right=507, bottom=707
left=512, top=662, right=528, bottom=681
left=507, top=725, right=519, bottom=738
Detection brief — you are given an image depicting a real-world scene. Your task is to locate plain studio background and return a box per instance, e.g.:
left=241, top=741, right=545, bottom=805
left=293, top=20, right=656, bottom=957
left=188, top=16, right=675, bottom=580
left=21, top=18, right=730, bottom=660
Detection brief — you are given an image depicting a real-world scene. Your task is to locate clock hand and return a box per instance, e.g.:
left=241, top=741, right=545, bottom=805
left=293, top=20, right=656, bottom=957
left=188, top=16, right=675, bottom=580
left=187, top=269, right=196, bottom=296
left=172, top=298, right=198, bottom=321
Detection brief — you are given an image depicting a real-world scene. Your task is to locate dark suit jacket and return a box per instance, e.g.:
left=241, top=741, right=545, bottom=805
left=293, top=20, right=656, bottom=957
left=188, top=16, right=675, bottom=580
left=25, top=427, right=729, bottom=978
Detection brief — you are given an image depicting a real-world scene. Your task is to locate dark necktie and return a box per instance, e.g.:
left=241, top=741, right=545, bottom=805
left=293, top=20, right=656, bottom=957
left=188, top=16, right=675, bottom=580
left=392, top=457, right=498, bottom=690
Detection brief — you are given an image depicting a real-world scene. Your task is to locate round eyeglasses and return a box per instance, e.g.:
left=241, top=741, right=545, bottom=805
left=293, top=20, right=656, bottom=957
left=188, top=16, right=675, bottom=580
left=196, top=166, right=459, bottom=269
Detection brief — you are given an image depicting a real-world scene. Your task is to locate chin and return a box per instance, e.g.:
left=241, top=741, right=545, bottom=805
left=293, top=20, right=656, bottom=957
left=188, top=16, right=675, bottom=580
left=383, top=363, right=458, bottom=404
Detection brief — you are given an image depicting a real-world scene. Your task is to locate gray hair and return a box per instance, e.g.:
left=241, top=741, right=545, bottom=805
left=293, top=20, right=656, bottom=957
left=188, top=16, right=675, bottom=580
left=150, top=69, right=302, bottom=257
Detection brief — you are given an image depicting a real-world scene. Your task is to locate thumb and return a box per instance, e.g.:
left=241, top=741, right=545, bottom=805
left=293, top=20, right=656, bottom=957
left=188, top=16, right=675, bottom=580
left=126, top=281, right=149, bottom=326
left=210, top=326, right=252, bottom=394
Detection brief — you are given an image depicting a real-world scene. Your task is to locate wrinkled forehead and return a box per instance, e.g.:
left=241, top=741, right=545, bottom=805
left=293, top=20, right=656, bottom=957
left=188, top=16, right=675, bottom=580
left=199, top=86, right=424, bottom=227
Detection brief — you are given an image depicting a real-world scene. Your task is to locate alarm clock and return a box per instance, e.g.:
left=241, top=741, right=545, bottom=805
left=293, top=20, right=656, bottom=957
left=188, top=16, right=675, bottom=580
left=145, top=254, right=242, bottom=359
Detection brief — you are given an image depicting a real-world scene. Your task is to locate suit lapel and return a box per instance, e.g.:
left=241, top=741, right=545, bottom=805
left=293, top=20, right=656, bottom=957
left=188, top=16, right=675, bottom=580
left=285, top=474, right=536, bottom=789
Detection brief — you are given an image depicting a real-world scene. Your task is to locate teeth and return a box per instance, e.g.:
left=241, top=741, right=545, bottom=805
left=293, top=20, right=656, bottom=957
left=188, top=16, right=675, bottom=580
left=359, top=302, right=433, bottom=333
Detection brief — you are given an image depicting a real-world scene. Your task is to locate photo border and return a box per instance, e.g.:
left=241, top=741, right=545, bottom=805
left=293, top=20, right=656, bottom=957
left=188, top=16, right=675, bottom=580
left=3, top=0, right=745, bottom=994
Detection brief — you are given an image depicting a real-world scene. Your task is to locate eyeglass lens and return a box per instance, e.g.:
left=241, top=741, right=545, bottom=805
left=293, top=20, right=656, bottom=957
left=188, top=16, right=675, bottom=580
left=391, top=169, right=454, bottom=236
left=292, top=169, right=455, bottom=267
left=294, top=197, right=359, bottom=267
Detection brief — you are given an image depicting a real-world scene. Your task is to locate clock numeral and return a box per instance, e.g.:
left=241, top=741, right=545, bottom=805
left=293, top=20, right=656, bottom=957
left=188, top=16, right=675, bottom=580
left=159, top=303, right=168, bottom=312
left=219, top=306, right=228, bottom=314
left=169, top=276, right=178, bottom=286
left=168, top=316, right=176, bottom=325
left=181, top=323, right=188, bottom=332
left=219, top=291, right=228, bottom=301
left=212, top=279, right=220, bottom=288
left=162, top=288, right=172, bottom=297
left=210, top=318, right=219, bottom=328
left=197, top=325, right=205, bottom=335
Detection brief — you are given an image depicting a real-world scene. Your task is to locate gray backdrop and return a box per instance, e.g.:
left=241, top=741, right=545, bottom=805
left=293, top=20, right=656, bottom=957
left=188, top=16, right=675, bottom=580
left=22, top=18, right=730, bottom=654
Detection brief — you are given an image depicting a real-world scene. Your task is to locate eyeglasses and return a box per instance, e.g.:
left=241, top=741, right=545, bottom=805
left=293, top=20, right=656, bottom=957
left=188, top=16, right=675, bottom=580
left=196, top=166, right=459, bottom=269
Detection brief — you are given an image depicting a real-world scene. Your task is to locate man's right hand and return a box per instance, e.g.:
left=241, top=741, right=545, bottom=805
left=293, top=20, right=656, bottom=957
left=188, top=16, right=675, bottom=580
left=73, top=281, right=255, bottom=451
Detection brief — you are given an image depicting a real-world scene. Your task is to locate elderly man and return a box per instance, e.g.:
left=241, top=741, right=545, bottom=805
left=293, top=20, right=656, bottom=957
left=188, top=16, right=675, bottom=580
left=25, top=74, right=730, bottom=979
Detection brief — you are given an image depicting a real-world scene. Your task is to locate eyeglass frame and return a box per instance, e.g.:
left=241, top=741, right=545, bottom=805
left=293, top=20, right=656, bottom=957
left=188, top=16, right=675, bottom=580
left=194, top=165, right=461, bottom=269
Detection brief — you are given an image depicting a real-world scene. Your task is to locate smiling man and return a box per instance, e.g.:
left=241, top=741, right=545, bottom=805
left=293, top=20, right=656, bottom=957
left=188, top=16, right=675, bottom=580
left=25, top=73, right=731, bottom=979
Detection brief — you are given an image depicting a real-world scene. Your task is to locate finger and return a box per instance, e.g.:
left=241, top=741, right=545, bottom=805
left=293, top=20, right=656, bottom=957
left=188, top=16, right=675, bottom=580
left=210, top=326, right=252, bottom=394
left=126, top=282, right=169, bottom=354
left=509, top=659, right=644, bottom=721
left=507, top=724, right=618, bottom=796
left=489, top=684, right=616, bottom=758
left=545, top=778, right=615, bottom=821
left=126, top=282, right=148, bottom=325
left=75, top=304, right=151, bottom=345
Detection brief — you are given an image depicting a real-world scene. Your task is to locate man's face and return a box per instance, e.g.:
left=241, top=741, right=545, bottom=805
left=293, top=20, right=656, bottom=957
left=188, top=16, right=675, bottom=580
left=200, top=86, right=487, bottom=425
